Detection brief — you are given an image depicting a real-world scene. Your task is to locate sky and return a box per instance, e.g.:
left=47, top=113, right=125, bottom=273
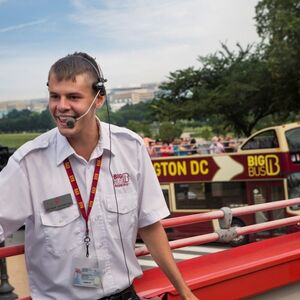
left=0, top=0, right=260, bottom=102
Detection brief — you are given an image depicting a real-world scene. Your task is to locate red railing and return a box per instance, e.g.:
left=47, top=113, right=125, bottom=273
left=136, top=198, right=300, bottom=256
left=1, top=197, right=300, bottom=299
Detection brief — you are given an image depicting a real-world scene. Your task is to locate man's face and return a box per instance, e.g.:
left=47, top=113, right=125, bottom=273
left=48, top=73, right=103, bottom=137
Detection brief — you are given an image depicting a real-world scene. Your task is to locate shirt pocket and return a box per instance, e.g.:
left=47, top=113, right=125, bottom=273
left=104, top=193, right=138, bottom=239
left=40, top=205, right=84, bottom=256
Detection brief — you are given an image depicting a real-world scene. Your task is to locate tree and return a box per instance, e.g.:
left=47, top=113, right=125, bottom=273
left=153, top=68, right=202, bottom=122
left=127, top=120, right=151, bottom=137
left=255, top=0, right=300, bottom=114
left=0, top=108, right=54, bottom=132
left=107, top=101, right=157, bottom=127
left=196, top=44, right=278, bottom=136
left=158, top=122, right=183, bottom=143
left=154, top=43, right=281, bottom=136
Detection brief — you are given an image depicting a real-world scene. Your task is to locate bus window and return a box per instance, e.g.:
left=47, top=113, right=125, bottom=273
left=174, top=183, right=206, bottom=209
left=288, top=172, right=300, bottom=210
left=162, top=188, right=170, bottom=209
left=241, top=130, right=278, bottom=150
left=207, top=182, right=247, bottom=209
left=286, top=128, right=300, bottom=151
left=174, top=182, right=247, bottom=210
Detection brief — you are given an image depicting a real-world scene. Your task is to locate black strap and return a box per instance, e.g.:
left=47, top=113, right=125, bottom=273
left=98, top=285, right=138, bottom=300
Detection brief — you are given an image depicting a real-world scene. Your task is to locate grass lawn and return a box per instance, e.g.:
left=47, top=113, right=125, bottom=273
left=0, top=132, right=42, bottom=149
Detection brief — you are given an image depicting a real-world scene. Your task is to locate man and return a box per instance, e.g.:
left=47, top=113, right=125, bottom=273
left=0, top=52, right=197, bottom=299
left=209, top=136, right=225, bottom=154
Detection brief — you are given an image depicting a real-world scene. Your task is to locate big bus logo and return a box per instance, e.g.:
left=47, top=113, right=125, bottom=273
left=247, top=154, right=280, bottom=177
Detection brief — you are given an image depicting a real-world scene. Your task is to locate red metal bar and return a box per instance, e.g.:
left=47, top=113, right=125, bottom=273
left=232, top=198, right=300, bottom=217
left=236, top=215, right=300, bottom=236
left=136, top=215, right=300, bottom=256
left=0, top=244, right=24, bottom=259
left=161, top=198, right=300, bottom=228
left=135, top=233, right=219, bottom=257
left=161, top=210, right=224, bottom=228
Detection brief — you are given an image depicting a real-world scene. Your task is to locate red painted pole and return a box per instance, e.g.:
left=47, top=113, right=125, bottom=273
left=0, top=244, right=24, bottom=259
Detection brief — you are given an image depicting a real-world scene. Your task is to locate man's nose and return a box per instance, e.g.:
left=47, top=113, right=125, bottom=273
left=57, top=96, right=70, bottom=110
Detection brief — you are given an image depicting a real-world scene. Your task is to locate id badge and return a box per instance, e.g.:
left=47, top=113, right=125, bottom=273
left=72, top=257, right=101, bottom=288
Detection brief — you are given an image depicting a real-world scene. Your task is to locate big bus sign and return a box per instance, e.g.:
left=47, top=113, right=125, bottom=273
left=153, top=153, right=283, bottom=183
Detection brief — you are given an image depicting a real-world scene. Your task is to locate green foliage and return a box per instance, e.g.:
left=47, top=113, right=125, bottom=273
left=97, top=101, right=158, bottom=137
left=198, top=43, right=279, bottom=136
left=127, top=120, right=151, bottom=137
left=0, top=108, right=54, bottom=133
left=107, top=101, right=157, bottom=127
left=255, top=0, right=300, bottom=113
left=189, top=126, right=213, bottom=140
left=158, top=122, right=183, bottom=143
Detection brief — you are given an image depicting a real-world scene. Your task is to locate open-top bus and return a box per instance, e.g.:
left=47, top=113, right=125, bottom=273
left=152, top=121, right=300, bottom=245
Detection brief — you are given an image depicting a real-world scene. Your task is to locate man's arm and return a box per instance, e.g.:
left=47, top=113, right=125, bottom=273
left=138, top=221, right=198, bottom=300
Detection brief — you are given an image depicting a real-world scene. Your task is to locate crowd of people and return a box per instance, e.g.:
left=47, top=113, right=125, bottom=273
left=144, top=135, right=239, bottom=157
left=144, top=137, right=199, bottom=157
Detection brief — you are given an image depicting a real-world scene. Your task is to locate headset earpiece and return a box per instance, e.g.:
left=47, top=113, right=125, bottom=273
left=92, top=79, right=107, bottom=96
left=68, top=54, right=107, bottom=96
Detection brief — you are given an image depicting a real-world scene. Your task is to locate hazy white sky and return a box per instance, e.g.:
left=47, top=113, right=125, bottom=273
left=0, top=0, right=260, bottom=101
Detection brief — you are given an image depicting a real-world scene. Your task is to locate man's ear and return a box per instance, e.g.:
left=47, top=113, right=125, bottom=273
left=96, top=95, right=106, bottom=109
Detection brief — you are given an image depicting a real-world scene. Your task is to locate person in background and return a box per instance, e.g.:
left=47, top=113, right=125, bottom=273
left=160, top=141, right=174, bottom=157
left=209, top=136, right=225, bottom=154
left=147, top=140, right=158, bottom=157
left=0, top=52, right=198, bottom=300
left=224, top=135, right=238, bottom=152
left=189, top=138, right=198, bottom=155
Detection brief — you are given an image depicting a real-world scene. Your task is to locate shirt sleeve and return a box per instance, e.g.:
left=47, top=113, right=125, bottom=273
left=0, top=156, right=32, bottom=241
left=137, top=141, right=170, bottom=228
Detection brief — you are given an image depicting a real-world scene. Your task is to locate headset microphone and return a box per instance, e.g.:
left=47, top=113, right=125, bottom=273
left=66, top=118, right=76, bottom=129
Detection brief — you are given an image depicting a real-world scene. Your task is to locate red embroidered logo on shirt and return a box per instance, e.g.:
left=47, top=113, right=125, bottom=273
left=113, top=173, right=130, bottom=187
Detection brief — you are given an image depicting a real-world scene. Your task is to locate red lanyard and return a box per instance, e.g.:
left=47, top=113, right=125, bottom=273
left=64, top=156, right=102, bottom=257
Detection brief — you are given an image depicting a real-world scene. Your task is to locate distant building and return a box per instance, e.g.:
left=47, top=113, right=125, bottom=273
left=108, top=82, right=160, bottom=112
left=0, top=98, right=48, bottom=118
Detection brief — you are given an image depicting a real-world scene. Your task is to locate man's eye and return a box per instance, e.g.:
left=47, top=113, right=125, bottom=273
left=69, top=95, right=80, bottom=100
left=50, top=94, right=59, bottom=100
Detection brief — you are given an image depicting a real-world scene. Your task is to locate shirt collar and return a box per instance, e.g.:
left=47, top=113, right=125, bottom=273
left=56, top=119, right=115, bottom=166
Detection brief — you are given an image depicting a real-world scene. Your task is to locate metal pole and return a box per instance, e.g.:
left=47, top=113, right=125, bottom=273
left=0, top=241, right=18, bottom=300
